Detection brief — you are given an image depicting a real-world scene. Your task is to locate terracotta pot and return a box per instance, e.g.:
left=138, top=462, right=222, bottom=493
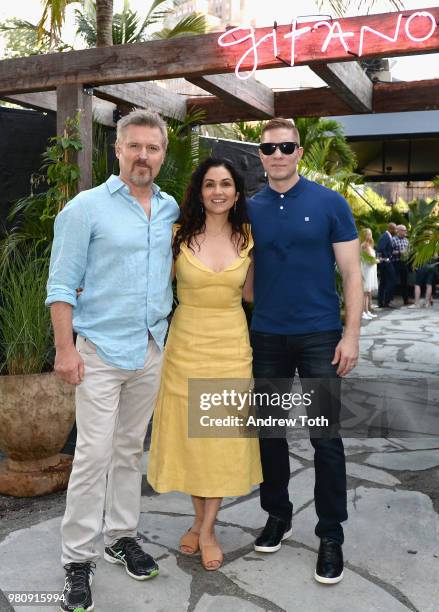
left=0, top=372, right=75, bottom=497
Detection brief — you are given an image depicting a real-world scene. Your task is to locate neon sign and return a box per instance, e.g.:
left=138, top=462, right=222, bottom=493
left=217, top=11, right=438, bottom=80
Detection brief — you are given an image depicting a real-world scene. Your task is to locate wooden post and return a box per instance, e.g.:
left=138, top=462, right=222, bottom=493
left=56, top=84, right=93, bottom=191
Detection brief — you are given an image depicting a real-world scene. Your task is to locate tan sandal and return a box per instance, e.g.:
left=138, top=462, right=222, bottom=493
left=200, top=543, right=223, bottom=571
left=179, top=530, right=200, bottom=556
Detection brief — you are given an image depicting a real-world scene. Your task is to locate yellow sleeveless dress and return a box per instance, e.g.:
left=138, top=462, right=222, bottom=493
left=147, top=233, right=262, bottom=497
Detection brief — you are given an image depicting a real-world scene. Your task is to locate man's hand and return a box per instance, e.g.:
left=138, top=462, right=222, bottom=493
left=331, top=336, right=359, bottom=377
left=54, top=345, right=85, bottom=385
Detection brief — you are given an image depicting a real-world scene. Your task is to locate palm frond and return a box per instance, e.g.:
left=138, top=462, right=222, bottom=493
left=156, top=109, right=206, bottom=203
left=317, top=0, right=403, bottom=17
left=112, top=2, right=140, bottom=44
left=75, top=8, right=97, bottom=47
left=0, top=19, right=39, bottom=33
left=232, top=121, right=264, bottom=143
left=37, top=0, right=78, bottom=44
left=150, top=13, right=207, bottom=40
left=0, top=17, right=71, bottom=56
left=136, top=0, right=173, bottom=36
left=410, top=212, right=439, bottom=267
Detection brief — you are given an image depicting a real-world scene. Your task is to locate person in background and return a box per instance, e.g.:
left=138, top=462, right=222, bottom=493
left=392, top=224, right=410, bottom=306
left=408, top=262, right=436, bottom=308
left=376, top=222, right=397, bottom=308
left=360, top=228, right=379, bottom=320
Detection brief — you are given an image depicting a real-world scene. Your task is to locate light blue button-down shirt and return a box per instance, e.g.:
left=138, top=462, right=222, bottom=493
left=46, top=175, right=180, bottom=369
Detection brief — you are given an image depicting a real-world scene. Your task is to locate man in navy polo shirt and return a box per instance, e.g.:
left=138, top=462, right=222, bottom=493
left=248, top=118, right=362, bottom=584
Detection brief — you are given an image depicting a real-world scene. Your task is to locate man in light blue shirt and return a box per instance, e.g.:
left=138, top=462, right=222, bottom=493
left=46, top=109, right=179, bottom=612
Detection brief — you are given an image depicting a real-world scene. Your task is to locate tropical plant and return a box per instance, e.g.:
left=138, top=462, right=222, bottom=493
left=0, top=115, right=82, bottom=272
left=317, top=0, right=402, bottom=16
left=0, top=18, right=71, bottom=58
left=296, top=117, right=357, bottom=173
left=150, top=12, right=208, bottom=40
left=232, top=121, right=264, bottom=143
left=408, top=182, right=439, bottom=267
left=37, top=0, right=80, bottom=45
left=0, top=250, right=53, bottom=375
left=157, top=109, right=206, bottom=203
left=410, top=213, right=439, bottom=267
left=75, top=0, right=207, bottom=47
left=92, top=121, right=117, bottom=186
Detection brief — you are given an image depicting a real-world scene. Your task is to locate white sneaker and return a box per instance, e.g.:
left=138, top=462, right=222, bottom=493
left=368, top=311, right=378, bottom=318
left=408, top=303, right=420, bottom=309
left=362, top=312, right=372, bottom=320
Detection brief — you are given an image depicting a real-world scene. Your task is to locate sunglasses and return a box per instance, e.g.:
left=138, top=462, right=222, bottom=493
left=259, top=142, right=299, bottom=155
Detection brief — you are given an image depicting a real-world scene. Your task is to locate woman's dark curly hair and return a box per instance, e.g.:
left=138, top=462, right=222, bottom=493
left=173, top=157, right=249, bottom=258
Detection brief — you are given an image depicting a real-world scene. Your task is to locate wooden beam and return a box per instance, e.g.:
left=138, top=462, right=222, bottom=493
left=188, top=79, right=439, bottom=123
left=56, top=84, right=93, bottom=190
left=3, top=91, right=57, bottom=113
left=374, top=78, right=439, bottom=113
left=188, top=88, right=353, bottom=123
left=95, top=82, right=186, bottom=120
left=311, top=62, right=373, bottom=112
left=0, top=7, right=437, bottom=94
left=187, top=74, right=274, bottom=118
left=3, top=91, right=116, bottom=127
left=274, top=88, right=353, bottom=118
left=90, top=97, right=116, bottom=127
left=187, top=96, right=261, bottom=123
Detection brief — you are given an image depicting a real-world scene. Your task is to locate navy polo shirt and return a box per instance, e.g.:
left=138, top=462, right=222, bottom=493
left=248, top=176, right=358, bottom=335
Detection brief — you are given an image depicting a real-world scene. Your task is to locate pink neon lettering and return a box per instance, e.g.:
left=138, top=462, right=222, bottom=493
left=283, top=19, right=312, bottom=67
left=313, top=20, right=354, bottom=53
left=358, top=14, right=403, bottom=57
left=217, top=12, right=437, bottom=76
left=217, top=26, right=277, bottom=80
left=405, top=11, right=436, bottom=43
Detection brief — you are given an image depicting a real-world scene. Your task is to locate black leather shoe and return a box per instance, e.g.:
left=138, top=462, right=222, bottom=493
left=314, top=538, right=344, bottom=584
left=254, top=516, right=292, bottom=553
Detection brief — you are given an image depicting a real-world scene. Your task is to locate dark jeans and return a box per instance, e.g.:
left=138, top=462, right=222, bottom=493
left=251, top=329, right=347, bottom=544
left=378, top=261, right=396, bottom=306
left=393, top=261, right=409, bottom=303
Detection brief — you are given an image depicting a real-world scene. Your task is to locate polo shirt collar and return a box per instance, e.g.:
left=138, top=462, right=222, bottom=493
left=106, top=174, right=164, bottom=198
left=264, top=175, right=307, bottom=198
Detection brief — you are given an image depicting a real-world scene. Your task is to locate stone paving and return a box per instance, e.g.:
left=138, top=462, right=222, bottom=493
left=1, top=304, right=438, bottom=612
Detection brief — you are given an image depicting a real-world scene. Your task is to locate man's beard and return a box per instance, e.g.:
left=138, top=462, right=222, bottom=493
left=130, top=164, right=152, bottom=186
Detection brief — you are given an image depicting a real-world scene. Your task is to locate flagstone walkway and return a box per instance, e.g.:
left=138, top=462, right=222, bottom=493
left=1, top=304, right=438, bottom=612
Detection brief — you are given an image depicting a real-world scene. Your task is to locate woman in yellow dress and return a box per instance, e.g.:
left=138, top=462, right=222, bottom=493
left=147, top=157, right=262, bottom=571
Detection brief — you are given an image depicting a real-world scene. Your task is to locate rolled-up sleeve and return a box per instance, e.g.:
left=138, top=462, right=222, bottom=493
left=45, top=198, right=91, bottom=307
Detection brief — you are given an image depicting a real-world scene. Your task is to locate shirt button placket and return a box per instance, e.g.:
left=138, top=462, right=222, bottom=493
left=279, top=194, right=285, bottom=212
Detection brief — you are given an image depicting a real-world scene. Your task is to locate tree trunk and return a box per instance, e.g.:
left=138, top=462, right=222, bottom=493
left=96, top=0, right=114, bottom=47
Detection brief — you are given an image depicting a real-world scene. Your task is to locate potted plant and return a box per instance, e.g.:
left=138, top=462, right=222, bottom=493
left=0, top=117, right=82, bottom=497
left=0, top=251, right=75, bottom=496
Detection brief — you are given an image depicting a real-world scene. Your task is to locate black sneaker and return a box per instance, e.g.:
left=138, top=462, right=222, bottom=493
left=104, top=537, right=159, bottom=581
left=60, top=561, right=95, bottom=612
left=314, top=538, right=344, bottom=584
left=254, top=516, right=292, bottom=553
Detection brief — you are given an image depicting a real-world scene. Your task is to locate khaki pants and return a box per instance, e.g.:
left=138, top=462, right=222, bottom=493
left=61, top=335, right=163, bottom=565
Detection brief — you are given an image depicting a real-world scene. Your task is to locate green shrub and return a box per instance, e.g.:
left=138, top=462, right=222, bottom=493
left=0, top=251, right=52, bottom=375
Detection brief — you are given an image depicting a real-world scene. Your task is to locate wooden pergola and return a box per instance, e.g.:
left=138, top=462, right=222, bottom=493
left=1, top=6, right=438, bottom=189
